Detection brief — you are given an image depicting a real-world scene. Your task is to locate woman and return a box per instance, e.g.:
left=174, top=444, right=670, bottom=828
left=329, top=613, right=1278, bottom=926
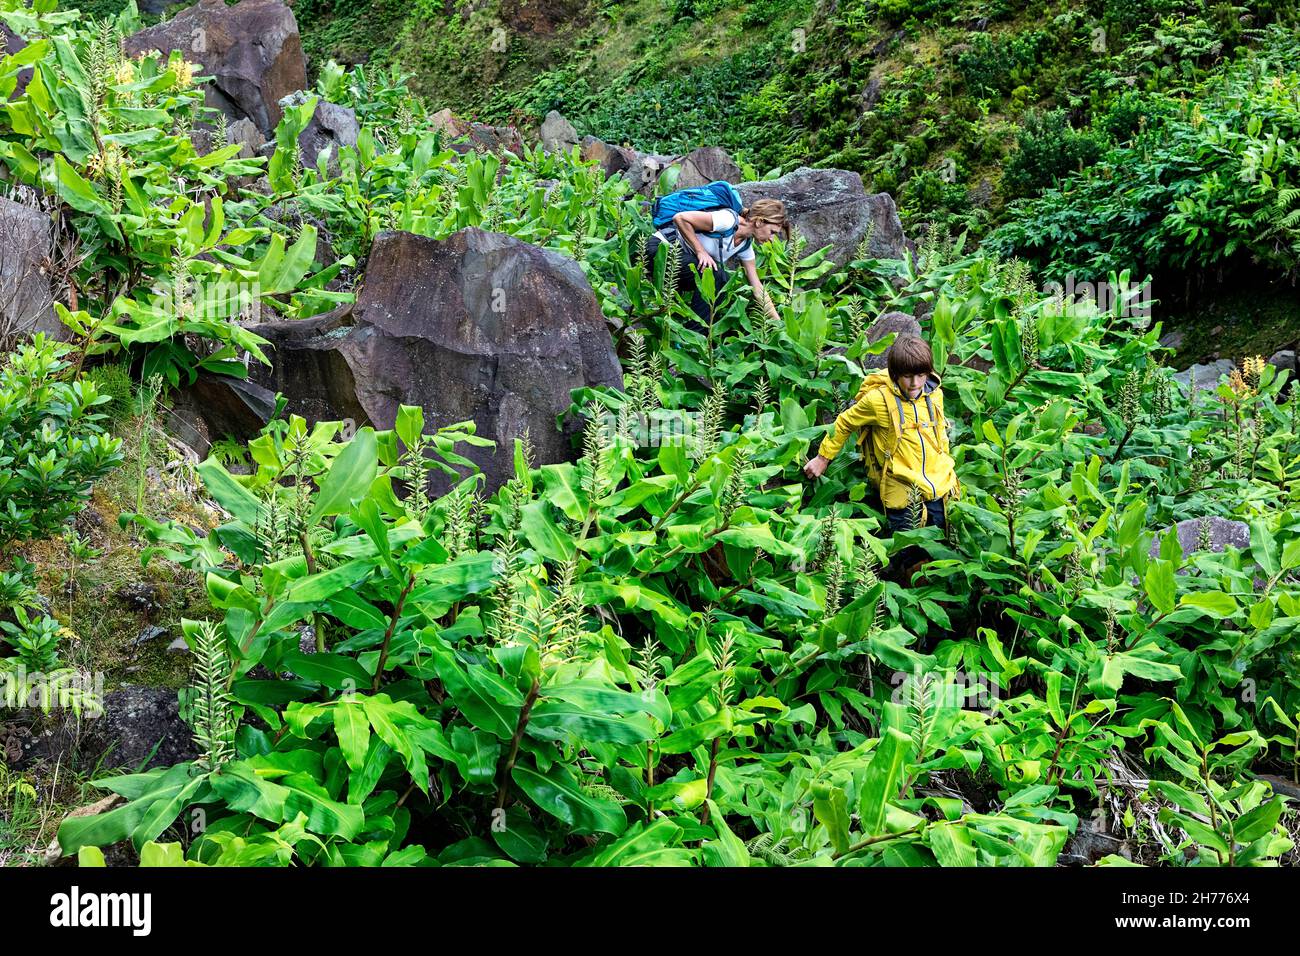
left=643, top=197, right=788, bottom=332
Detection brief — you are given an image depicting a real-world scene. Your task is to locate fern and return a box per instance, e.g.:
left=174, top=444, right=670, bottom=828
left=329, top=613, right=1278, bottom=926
left=746, top=832, right=798, bottom=866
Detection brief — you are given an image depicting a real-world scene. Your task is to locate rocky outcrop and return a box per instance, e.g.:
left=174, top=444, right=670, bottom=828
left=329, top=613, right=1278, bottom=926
left=626, top=151, right=679, bottom=196
left=0, top=195, right=58, bottom=344
left=123, top=0, right=307, bottom=136
left=1158, top=329, right=1184, bottom=352
left=861, top=312, right=922, bottom=369
left=192, top=229, right=623, bottom=495
left=676, top=146, right=743, bottom=190
left=84, top=686, right=198, bottom=771
left=1149, top=516, right=1250, bottom=562
left=579, top=136, right=679, bottom=197
left=225, top=117, right=264, bottom=160
left=1268, top=348, right=1296, bottom=379
left=1172, top=360, right=1235, bottom=392
left=499, top=0, right=586, bottom=35
left=296, top=98, right=359, bottom=175
left=13, top=686, right=197, bottom=775
left=737, top=167, right=908, bottom=268
left=184, top=371, right=280, bottom=445
left=539, top=110, right=579, bottom=153
left=430, top=109, right=525, bottom=156
left=580, top=135, right=633, bottom=178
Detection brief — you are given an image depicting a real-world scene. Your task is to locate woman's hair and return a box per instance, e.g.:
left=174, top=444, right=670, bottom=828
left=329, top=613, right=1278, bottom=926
left=741, top=198, right=789, bottom=239
left=887, top=334, right=934, bottom=380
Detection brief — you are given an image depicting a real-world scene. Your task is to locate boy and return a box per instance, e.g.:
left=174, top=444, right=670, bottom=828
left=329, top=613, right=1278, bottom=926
left=803, top=334, right=958, bottom=578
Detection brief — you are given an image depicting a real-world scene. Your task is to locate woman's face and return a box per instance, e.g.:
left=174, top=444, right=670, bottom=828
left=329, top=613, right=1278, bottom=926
left=750, top=219, right=782, bottom=243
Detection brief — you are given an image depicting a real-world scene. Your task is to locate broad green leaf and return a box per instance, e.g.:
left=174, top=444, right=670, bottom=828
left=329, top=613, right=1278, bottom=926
left=859, top=727, right=909, bottom=835
left=1143, top=559, right=1175, bottom=616
left=511, top=761, right=627, bottom=836
left=333, top=701, right=371, bottom=772
left=1178, top=591, right=1239, bottom=619
left=197, top=457, right=262, bottom=525
left=812, top=781, right=851, bottom=855
left=282, top=650, right=372, bottom=691
left=309, top=428, right=378, bottom=524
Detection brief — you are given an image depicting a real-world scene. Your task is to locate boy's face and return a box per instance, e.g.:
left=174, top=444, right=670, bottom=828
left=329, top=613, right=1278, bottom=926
left=895, top=372, right=928, bottom=400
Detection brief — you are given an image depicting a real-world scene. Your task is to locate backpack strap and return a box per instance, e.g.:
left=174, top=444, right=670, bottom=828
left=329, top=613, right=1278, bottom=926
left=877, top=392, right=911, bottom=501
left=923, top=393, right=942, bottom=446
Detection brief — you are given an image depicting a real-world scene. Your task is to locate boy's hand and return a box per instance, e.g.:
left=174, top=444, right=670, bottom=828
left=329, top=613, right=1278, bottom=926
left=803, top=455, right=829, bottom=479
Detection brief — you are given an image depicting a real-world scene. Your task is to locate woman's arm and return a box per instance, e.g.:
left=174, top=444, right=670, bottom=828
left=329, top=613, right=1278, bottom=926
left=672, top=210, right=720, bottom=271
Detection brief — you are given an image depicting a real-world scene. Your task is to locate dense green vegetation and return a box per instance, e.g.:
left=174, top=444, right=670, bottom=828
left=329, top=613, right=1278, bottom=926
left=288, top=0, right=1298, bottom=239
left=0, top=2, right=1298, bottom=867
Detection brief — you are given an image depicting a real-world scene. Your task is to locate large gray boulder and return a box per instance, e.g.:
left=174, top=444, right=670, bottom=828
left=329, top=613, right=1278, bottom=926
left=1149, top=516, right=1250, bottom=567
left=580, top=135, right=634, bottom=178
left=860, top=311, right=922, bottom=369
left=578, top=135, right=679, bottom=197
left=295, top=98, right=359, bottom=175
left=194, top=229, right=624, bottom=495
left=737, top=167, right=908, bottom=268
left=0, top=195, right=59, bottom=345
left=123, top=0, right=307, bottom=136
left=676, top=146, right=742, bottom=189
left=625, top=151, right=680, bottom=197
left=539, top=110, right=578, bottom=153
left=1172, top=360, right=1235, bottom=393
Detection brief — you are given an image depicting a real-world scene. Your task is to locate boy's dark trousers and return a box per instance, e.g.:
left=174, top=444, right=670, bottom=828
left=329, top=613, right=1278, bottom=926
left=872, top=488, right=947, bottom=581
left=643, top=232, right=726, bottom=334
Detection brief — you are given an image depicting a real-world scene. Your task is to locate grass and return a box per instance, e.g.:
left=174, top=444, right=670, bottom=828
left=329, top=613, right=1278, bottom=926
left=0, top=392, right=223, bottom=865
left=13, top=400, right=220, bottom=694
left=1162, top=283, right=1300, bottom=370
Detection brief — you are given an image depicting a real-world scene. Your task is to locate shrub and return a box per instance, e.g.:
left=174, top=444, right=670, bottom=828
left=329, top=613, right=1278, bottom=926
left=1002, top=109, right=1108, bottom=199
left=989, top=25, right=1300, bottom=280
left=0, top=335, right=123, bottom=549
left=956, top=31, right=1049, bottom=98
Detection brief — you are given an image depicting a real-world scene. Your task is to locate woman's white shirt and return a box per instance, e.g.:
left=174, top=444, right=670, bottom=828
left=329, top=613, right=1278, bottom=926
left=655, top=209, right=755, bottom=265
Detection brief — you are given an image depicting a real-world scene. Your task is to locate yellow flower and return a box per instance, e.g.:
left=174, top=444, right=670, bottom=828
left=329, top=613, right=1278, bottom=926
left=170, top=59, right=197, bottom=87
left=114, top=60, right=135, bottom=86
left=1243, top=355, right=1265, bottom=393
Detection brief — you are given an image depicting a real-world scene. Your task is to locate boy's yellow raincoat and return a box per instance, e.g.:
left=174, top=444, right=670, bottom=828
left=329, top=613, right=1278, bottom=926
left=818, top=369, right=958, bottom=510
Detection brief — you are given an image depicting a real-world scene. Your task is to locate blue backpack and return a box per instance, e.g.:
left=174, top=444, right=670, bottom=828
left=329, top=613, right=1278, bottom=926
left=651, top=181, right=745, bottom=239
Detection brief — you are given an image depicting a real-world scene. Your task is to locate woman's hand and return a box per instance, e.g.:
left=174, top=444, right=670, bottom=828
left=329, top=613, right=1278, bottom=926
left=803, top=455, right=829, bottom=480
left=744, top=265, right=778, bottom=320
left=695, top=249, right=718, bottom=272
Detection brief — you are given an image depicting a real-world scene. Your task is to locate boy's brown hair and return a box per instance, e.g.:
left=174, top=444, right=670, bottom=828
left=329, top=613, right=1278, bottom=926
left=887, top=334, right=935, bottom=382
